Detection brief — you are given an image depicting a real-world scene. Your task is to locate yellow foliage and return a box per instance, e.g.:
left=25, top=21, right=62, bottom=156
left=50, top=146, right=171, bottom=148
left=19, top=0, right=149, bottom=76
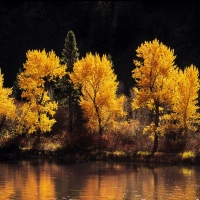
left=132, top=39, right=178, bottom=146
left=17, top=49, right=66, bottom=134
left=132, top=39, right=200, bottom=138
left=136, top=151, right=151, bottom=156
left=70, top=52, right=126, bottom=134
left=158, top=113, right=180, bottom=135
left=182, top=151, right=195, bottom=160
left=19, top=49, right=66, bottom=100
left=0, top=69, right=16, bottom=121
left=172, top=65, right=200, bottom=133
left=132, top=38, right=177, bottom=110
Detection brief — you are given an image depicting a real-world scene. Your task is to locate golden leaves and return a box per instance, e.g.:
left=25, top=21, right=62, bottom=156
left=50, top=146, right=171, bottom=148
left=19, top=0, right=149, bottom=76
left=132, top=38, right=200, bottom=135
left=17, top=49, right=66, bottom=134
left=70, top=52, right=126, bottom=133
left=0, top=70, right=16, bottom=121
left=172, top=65, right=200, bottom=133
left=19, top=49, right=66, bottom=100
left=132, top=39, right=178, bottom=112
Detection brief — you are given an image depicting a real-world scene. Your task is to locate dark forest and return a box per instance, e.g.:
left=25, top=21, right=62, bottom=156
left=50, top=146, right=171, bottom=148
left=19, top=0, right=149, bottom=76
left=0, top=1, right=200, bottom=94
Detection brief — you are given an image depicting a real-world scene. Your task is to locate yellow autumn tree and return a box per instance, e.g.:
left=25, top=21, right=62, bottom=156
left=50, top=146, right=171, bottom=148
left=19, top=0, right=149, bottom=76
left=132, top=39, right=178, bottom=153
left=18, top=49, right=66, bottom=134
left=70, top=52, right=126, bottom=135
left=172, top=65, right=200, bottom=135
left=0, top=69, right=16, bottom=133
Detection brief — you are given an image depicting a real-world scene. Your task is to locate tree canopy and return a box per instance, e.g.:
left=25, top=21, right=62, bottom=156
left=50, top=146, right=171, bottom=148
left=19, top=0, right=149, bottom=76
left=70, top=52, right=126, bottom=135
left=18, top=49, right=66, bottom=134
left=132, top=39, right=178, bottom=153
left=0, top=69, right=16, bottom=123
left=173, top=65, right=200, bottom=134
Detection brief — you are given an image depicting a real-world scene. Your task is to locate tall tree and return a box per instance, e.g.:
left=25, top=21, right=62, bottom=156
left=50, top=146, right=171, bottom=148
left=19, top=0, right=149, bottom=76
left=54, top=30, right=80, bottom=133
left=18, top=49, right=66, bottom=137
left=70, top=52, right=126, bottom=135
left=0, top=69, right=16, bottom=133
left=173, top=65, right=200, bottom=135
left=132, top=39, right=177, bottom=153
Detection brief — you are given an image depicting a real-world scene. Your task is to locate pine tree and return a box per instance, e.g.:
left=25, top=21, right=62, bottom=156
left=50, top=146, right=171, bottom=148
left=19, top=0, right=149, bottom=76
left=54, top=30, right=80, bottom=134
left=12, top=68, right=22, bottom=100
left=60, top=30, right=80, bottom=71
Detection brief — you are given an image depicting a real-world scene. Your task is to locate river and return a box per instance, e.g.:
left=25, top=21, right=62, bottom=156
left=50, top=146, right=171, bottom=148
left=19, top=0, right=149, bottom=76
left=0, top=158, right=200, bottom=199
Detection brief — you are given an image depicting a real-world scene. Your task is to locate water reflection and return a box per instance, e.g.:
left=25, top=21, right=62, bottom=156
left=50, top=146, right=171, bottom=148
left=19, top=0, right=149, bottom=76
left=0, top=159, right=200, bottom=200
left=0, top=159, right=56, bottom=199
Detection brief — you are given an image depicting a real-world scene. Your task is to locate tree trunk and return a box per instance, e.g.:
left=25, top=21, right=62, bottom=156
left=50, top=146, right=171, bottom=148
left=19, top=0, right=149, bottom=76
left=99, top=125, right=103, bottom=136
left=152, top=100, right=159, bottom=154
left=0, top=116, right=6, bottom=133
left=97, top=109, right=102, bottom=136
left=32, top=130, right=41, bottom=152
left=152, top=133, right=158, bottom=154
left=68, top=93, right=73, bottom=134
left=94, top=104, right=102, bottom=136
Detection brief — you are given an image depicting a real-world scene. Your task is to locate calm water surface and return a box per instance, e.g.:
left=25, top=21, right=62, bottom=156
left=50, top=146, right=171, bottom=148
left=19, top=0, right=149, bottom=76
left=0, top=159, right=200, bottom=200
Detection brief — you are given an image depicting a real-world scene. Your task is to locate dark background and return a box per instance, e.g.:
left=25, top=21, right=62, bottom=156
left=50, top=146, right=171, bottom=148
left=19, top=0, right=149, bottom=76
left=0, top=1, right=200, bottom=95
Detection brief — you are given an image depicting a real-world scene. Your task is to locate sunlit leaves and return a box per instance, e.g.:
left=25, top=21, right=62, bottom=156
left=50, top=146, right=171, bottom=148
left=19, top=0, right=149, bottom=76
left=132, top=38, right=200, bottom=140
left=19, top=49, right=66, bottom=101
left=70, top=52, right=126, bottom=134
left=18, top=49, right=66, bottom=134
left=132, top=38, right=177, bottom=110
left=0, top=70, right=16, bottom=121
left=173, top=65, right=200, bottom=133
left=131, top=39, right=179, bottom=152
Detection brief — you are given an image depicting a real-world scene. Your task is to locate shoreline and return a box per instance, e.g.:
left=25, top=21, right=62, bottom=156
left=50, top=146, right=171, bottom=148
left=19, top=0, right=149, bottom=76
left=1, top=149, right=200, bottom=165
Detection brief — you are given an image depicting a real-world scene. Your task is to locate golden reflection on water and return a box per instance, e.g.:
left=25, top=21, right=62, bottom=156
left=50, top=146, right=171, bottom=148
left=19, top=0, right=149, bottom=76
left=79, top=163, right=200, bottom=200
left=0, top=160, right=200, bottom=200
left=0, top=160, right=56, bottom=200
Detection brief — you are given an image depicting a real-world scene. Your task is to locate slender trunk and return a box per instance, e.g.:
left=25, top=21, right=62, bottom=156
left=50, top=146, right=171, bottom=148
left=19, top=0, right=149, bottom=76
left=94, top=104, right=102, bottom=136
left=183, top=111, right=188, bottom=136
left=36, top=90, right=45, bottom=151
left=68, top=92, right=73, bottom=134
left=152, top=101, right=159, bottom=154
left=99, top=124, right=102, bottom=136
left=0, top=116, right=6, bottom=133
left=37, top=130, right=41, bottom=150
left=97, top=111, right=102, bottom=136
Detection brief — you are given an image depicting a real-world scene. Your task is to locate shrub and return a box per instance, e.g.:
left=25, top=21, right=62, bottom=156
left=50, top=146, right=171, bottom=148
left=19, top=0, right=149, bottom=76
left=182, top=151, right=195, bottom=160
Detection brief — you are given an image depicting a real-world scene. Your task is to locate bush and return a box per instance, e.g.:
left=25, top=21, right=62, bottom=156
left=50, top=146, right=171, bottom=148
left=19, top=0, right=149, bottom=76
left=158, top=134, right=187, bottom=153
left=182, top=151, right=195, bottom=160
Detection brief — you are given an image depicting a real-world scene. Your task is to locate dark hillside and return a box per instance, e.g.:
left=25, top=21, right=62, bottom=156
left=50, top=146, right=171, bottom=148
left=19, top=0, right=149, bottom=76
left=0, top=1, right=200, bottom=95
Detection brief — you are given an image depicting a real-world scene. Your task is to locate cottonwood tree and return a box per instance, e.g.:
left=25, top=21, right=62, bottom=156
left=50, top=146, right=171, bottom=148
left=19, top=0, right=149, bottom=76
left=70, top=52, right=126, bottom=135
left=0, top=69, right=16, bottom=133
left=173, top=65, right=200, bottom=135
left=54, top=30, right=80, bottom=133
left=157, top=65, right=200, bottom=152
left=132, top=39, right=177, bottom=153
left=18, top=49, right=66, bottom=138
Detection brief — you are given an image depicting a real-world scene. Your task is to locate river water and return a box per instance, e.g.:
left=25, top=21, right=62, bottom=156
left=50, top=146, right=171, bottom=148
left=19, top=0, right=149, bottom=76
left=0, top=158, right=200, bottom=200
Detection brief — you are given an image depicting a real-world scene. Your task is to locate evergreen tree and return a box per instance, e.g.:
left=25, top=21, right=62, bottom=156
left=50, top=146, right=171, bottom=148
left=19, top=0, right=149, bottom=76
left=54, top=30, right=81, bottom=134
left=60, top=30, right=80, bottom=71
left=12, top=68, right=23, bottom=100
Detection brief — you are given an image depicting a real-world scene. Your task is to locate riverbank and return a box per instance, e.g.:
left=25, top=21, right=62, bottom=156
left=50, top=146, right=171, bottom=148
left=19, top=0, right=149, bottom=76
left=1, top=148, right=200, bottom=165
left=72, top=150, right=200, bottom=165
